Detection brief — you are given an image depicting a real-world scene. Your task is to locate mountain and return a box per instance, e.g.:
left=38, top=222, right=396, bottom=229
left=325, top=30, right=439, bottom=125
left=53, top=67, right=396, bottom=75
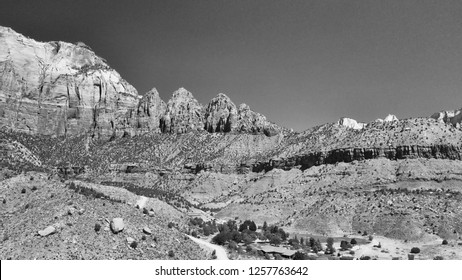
left=0, top=27, right=282, bottom=138
left=1, top=26, right=462, bottom=259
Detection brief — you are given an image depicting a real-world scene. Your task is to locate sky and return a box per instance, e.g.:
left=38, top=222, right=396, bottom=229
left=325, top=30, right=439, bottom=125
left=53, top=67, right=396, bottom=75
left=1, top=0, right=462, bottom=131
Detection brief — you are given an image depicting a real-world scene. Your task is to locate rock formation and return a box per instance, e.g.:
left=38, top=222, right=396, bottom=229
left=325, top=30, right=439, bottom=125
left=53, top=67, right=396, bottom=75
left=0, top=26, right=141, bottom=139
left=337, top=117, right=366, bottom=130
left=160, top=88, right=205, bottom=133
left=0, top=27, right=284, bottom=138
left=384, top=114, right=398, bottom=122
left=204, top=93, right=237, bottom=133
left=431, top=108, right=462, bottom=128
left=137, top=88, right=166, bottom=133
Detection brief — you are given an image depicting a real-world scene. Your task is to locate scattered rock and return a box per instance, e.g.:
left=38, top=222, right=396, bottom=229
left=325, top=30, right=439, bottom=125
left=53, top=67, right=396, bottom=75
left=110, top=218, right=125, bottom=233
left=38, top=226, right=56, bottom=237
left=126, top=237, right=135, bottom=243
left=143, top=227, right=152, bottom=235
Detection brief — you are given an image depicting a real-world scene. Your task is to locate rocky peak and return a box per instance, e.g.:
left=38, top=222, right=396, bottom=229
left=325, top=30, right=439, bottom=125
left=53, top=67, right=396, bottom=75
left=337, top=117, right=366, bottom=130
left=235, top=103, right=281, bottom=136
left=137, top=88, right=166, bottom=132
left=160, top=88, right=204, bottom=133
left=204, top=93, right=238, bottom=132
left=384, top=114, right=398, bottom=122
left=431, top=108, right=462, bottom=128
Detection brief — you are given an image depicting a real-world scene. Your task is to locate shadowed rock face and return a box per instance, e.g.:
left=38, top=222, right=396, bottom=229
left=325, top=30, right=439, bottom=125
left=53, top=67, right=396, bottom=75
left=137, top=88, right=166, bottom=133
left=204, top=93, right=237, bottom=133
left=0, top=26, right=141, bottom=139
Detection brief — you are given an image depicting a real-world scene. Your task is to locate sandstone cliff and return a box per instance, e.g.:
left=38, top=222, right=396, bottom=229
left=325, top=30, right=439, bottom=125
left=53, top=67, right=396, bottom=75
left=0, top=26, right=141, bottom=139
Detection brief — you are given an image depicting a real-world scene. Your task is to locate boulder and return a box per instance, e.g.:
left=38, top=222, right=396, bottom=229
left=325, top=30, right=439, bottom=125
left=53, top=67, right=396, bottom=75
left=337, top=117, right=366, bottom=130
left=38, top=226, right=56, bottom=237
left=110, top=218, right=125, bottom=233
left=143, top=226, right=152, bottom=235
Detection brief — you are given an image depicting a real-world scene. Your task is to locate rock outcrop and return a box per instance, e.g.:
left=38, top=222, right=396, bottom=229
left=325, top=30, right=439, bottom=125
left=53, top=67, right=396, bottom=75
left=235, top=103, right=281, bottom=136
left=253, top=145, right=462, bottom=172
left=137, top=88, right=166, bottom=133
left=0, top=26, right=141, bottom=139
left=337, top=117, right=365, bottom=130
left=384, top=114, right=398, bottom=122
left=160, top=88, right=205, bottom=133
left=204, top=93, right=237, bottom=133
left=431, top=108, right=462, bottom=128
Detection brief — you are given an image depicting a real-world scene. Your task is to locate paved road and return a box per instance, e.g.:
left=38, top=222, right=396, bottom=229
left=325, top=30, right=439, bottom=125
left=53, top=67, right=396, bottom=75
left=187, top=235, right=229, bottom=260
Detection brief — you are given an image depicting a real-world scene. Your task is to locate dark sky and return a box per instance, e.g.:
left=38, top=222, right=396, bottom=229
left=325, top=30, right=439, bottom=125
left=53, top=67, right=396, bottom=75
left=2, top=0, right=462, bottom=131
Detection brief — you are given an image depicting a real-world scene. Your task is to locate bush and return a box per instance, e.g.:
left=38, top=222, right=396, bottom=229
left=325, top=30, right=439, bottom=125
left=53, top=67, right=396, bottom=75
left=433, top=256, right=444, bottom=260
left=31, top=186, right=37, bottom=191
left=143, top=208, right=149, bottom=215
left=228, top=241, right=238, bottom=251
left=360, top=255, right=371, bottom=260
left=350, top=238, right=357, bottom=245
left=94, top=223, right=101, bottom=232
left=2, top=198, right=5, bottom=204
left=168, top=222, right=175, bottom=229
left=410, top=247, right=420, bottom=254
left=168, top=250, right=175, bottom=258
left=130, top=241, right=138, bottom=249
left=142, top=236, right=146, bottom=241
left=274, top=253, right=282, bottom=260
left=192, top=231, right=198, bottom=238
left=368, top=235, right=373, bottom=241
left=293, top=251, right=307, bottom=260
left=442, top=239, right=448, bottom=245
left=21, top=188, right=26, bottom=194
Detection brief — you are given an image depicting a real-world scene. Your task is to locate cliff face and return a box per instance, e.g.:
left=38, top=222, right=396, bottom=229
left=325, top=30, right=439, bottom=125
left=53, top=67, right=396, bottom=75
left=0, top=27, right=284, bottom=138
left=253, top=145, right=462, bottom=172
left=160, top=88, right=205, bottom=133
left=0, top=26, right=141, bottom=139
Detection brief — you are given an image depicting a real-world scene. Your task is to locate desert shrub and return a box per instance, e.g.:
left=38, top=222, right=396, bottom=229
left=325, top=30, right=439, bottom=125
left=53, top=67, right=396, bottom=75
left=191, top=231, right=198, bottom=238
left=94, top=223, right=101, bottom=232
left=410, top=247, right=420, bottom=254
left=168, top=222, right=175, bottom=229
left=31, top=186, right=37, bottom=191
left=228, top=241, right=238, bottom=251
left=142, top=236, right=146, bottom=241
left=2, top=198, right=5, bottom=204
left=442, top=239, right=448, bottom=245
left=246, top=245, right=253, bottom=252
left=360, top=255, right=371, bottom=260
left=264, top=253, right=271, bottom=260
left=21, top=188, right=26, bottom=194
left=212, top=250, right=216, bottom=256
left=350, top=238, right=357, bottom=245
left=274, top=253, right=283, bottom=260
left=142, top=208, right=149, bottom=215
left=368, top=235, right=373, bottom=241
left=130, top=241, right=138, bottom=249
left=433, top=256, right=444, bottom=260
left=168, top=250, right=175, bottom=258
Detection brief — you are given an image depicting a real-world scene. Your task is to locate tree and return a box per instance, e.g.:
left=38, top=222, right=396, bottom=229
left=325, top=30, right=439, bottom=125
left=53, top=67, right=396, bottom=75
left=309, top=237, right=316, bottom=249
left=312, top=239, right=323, bottom=253
left=300, top=237, right=305, bottom=246
left=270, top=235, right=282, bottom=246
left=325, top=237, right=335, bottom=254
left=350, top=238, right=357, bottom=245
left=249, top=221, right=257, bottom=231
left=212, top=232, right=229, bottom=245
left=293, top=251, right=307, bottom=260
left=340, top=240, right=352, bottom=251
left=263, top=221, right=268, bottom=231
